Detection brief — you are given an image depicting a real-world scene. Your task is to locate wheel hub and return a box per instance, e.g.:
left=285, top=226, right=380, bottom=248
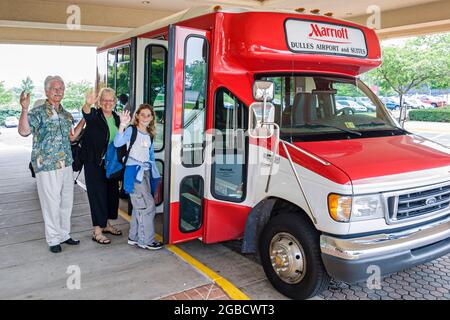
left=269, top=232, right=306, bottom=284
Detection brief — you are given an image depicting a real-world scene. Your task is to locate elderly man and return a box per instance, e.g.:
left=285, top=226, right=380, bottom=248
left=18, top=75, right=81, bottom=253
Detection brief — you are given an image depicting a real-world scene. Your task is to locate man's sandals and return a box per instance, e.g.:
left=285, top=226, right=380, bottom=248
left=103, top=225, right=123, bottom=236
left=92, top=233, right=111, bottom=245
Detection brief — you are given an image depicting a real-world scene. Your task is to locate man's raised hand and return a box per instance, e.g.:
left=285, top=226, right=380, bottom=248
left=20, top=91, right=31, bottom=111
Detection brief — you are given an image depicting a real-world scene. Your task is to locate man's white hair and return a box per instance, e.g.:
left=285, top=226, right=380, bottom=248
left=44, top=75, right=65, bottom=90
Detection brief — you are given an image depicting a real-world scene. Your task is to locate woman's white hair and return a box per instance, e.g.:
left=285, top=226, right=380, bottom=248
left=44, top=75, right=65, bottom=90
left=97, top=87, right=116, bottom=103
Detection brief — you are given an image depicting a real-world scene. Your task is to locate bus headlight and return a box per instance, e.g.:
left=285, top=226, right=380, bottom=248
left=351, top=194, right=384, bottom=221
left=328, top=194, right=385, bottom=222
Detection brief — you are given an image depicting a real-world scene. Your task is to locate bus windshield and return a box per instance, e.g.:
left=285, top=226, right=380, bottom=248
left=257, top=75, right=404, bottom=141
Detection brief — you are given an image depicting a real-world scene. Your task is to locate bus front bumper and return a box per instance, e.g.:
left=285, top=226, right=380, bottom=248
left=320, top=216, right=450, bottom=284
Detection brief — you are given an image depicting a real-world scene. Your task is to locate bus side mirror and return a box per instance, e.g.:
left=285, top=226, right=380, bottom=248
left=253, top=81, right=274, bottom=102
left=249, top=102, right=276, bottom=138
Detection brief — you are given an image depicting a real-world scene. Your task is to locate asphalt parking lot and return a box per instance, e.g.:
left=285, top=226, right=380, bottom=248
left=0, top=121, right=449, bottom=300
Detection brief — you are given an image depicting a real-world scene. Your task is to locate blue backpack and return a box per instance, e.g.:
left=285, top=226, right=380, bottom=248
left=105, top=126, right=138, bottom=179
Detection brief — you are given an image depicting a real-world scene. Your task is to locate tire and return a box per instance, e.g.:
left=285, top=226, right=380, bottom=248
left=432, top=103, right=437, bottom=108
left=259, top=212, right=331, bottom=300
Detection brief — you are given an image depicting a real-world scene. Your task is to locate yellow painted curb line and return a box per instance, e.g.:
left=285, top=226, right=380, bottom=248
left=118, top=208, right=250, bottom=300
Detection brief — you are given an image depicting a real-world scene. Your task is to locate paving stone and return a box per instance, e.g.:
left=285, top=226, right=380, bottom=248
left=443, top=284, right=450, bottom=290
left=402, top=277, right=415, bottom=283
left=389, top=283, right=403, bottom=290
left=410, top=274, right=422, bottom=280
left=374, top=290, right=388, bottom=297
left=430, top=291, right=444, bottom=298
left=321, top=290, right=333, bottom=298
left=423, top=276, right=436, bottom=282
left=417, top=279, right=429, bottom=286
left=417, top=288, right=433, bottom=295
left=388, top=292, right=402, bottom=299
left=429, top=281, right=443, bottom=288
left=354, top=291, right=368, bottom=298
left=410, top=282, right=423, bottom=289
left=332, top=293, right=347, bottom=300
left=391, top=275, right=403, bottom=281
left=435, top=287, right=448, bottom=294
left=382, top=286, right=395, bottom=293
left=384, top=278, right=396, bottom=284
left=423, top=284, right=437, bottom=291
left=402, top=286, right=417, bottom=293
left=409, top=291, right=424, bottom=298
left=395, top=289, right=409, bottom=296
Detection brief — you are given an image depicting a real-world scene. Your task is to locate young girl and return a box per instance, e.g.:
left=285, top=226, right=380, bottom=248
left=114, top=104, right=163, bottom=250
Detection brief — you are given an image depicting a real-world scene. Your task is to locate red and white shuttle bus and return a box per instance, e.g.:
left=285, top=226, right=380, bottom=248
left=96, top=6, right=450, bottom=299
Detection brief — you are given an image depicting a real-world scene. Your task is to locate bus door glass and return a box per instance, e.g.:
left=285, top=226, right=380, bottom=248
left=136, top=38, right=168, bottom=212
left=164, top=25, right=210, bottom=244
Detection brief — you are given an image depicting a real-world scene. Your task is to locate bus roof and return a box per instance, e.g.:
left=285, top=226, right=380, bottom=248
left=99, top=6, right=356, bottom=49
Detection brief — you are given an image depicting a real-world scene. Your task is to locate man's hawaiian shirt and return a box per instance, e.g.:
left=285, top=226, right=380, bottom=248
left=28, top=100, right=74, bottom=173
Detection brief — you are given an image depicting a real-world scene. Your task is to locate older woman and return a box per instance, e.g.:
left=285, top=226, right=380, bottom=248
left=82, top=88, right=123, bottom=244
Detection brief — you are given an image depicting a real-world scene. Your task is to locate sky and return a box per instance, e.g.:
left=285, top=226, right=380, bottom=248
left=0, top=44, right=96, bottom=89
left=0, top=36, right=427, bottom=91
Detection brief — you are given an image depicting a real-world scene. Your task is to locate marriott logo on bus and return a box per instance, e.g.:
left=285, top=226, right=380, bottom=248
left=308, top=24, right=349, bottom=42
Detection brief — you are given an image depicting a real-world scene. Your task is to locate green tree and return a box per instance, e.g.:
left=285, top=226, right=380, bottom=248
left=62, top=80, right=92, bottom=110
left=21, top=76, right=34, bottom=93
left=0, top=81, right=13, bottom=108
left=186, top=60, right=206, bottom=94
left=413, top=34, right=450, bottom=90
left=367, top=34, right=449, bottom=121
left=149, top=60, right=165, bottom=104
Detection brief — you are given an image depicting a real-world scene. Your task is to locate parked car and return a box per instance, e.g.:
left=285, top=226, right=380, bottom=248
left=336, top=99, right=368, bottom=112
left=419, top=95, right=446, bottom=108
left=404, top=98, right=422, bottom=109
left=4, top=116, right=19, bottom=128
left=355, top=97, right=376, bottom=111
left=405, top=97, right=434, bottom=109
left=380, top=97, right=400, bottom=110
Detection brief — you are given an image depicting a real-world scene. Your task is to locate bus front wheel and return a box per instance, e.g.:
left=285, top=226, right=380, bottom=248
left=259, top=212, right=331, bottom=299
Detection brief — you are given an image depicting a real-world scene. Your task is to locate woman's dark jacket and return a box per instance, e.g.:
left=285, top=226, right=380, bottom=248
left=81, top=107, right=123, bottom=165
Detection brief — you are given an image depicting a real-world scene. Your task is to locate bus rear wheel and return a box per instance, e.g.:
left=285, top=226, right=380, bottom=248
left=259, top=212, right=331, bottom=299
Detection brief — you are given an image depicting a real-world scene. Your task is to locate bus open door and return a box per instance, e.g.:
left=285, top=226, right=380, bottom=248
left=163, top=25, right=211, bottom=244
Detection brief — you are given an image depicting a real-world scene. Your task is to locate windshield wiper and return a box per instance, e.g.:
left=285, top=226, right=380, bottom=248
left=357, top=122, right=409, bottom=133
left=300, top=122, right=362, bottom=136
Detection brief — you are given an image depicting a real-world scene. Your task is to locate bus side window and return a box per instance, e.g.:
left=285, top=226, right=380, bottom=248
left=116, top=46, right=130, bottom=111
left=212, top=88, right=248, bottom=202
left=145, top=45, right=167, bottom=152
left=107, top=49, right=116, bottom=89
left=106, top=46, right=131, bottom=112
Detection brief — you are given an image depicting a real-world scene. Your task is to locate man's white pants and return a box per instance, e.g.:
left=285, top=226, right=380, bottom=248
left=35, top=166, right=74, bottom=246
